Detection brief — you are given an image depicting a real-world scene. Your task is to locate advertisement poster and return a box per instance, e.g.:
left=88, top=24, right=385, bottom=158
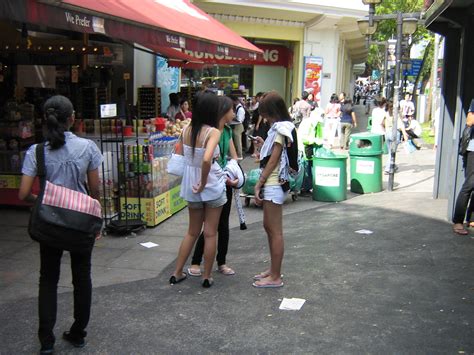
left=156, top=56, right=180, bottom=115
left=303, top=56, right=323, bottom=103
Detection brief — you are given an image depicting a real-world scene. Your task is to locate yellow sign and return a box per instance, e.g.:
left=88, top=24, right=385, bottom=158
left=119, top=186, right=185, bottom=227
left=0, top=175, right=20, bottom=189
left=154, top=192, right=171, bottom=225
left=169, top=185, right=187, bottom=214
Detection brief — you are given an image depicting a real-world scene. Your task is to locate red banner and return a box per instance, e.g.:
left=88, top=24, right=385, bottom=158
left=183, top=44, right=291, bottom=67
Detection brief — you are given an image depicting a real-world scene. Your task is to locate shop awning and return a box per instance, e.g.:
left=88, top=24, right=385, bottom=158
left=0, top=0, right=262, bottom=60
left=146, top=45, right=205, bottom=68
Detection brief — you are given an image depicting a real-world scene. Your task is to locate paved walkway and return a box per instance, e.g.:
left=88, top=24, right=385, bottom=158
left=1, top=104, right=473, bottom=353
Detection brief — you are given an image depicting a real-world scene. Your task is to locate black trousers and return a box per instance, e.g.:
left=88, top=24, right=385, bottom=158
left=38, top=243, right=92, bottom=347
left=191, top=186, right=232, bottom=266
left=453, top=151, right=474, bottom=224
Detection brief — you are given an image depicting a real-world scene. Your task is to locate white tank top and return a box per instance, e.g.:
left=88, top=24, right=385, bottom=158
left=179, top=126, right=226, bottom=202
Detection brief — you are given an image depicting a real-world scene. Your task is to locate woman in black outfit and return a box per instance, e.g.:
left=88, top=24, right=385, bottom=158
left=188, top=96, right=239, bottom=276
left=19, top=96, right=103, bottom=354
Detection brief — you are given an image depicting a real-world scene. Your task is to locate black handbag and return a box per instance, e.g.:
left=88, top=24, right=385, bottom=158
left=28, top=144, right=103, bottom=252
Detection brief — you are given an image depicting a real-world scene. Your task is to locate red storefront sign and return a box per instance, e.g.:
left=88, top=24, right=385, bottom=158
left=183, top=44, right=291, bottom=67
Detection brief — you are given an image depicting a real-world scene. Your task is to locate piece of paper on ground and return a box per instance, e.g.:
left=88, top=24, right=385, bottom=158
left=279, top=298, right=306, bottom=310
left=140, top=242, right=159, bottom=248
left=355, top=229, right=373, bottom=235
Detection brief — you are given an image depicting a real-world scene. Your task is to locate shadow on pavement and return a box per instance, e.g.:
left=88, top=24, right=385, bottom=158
left=1, top=202, right=473, bottom=354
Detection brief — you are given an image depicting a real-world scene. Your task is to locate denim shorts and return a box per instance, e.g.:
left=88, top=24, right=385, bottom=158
left=262, top=185, right=288, bottom=205
left=187, top=191, right=227, bottom=209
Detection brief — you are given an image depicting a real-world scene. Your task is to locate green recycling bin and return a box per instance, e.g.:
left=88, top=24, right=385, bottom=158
left=349, top=132, right=383, bottom=194
left=312, top=149, right=347, bottom=202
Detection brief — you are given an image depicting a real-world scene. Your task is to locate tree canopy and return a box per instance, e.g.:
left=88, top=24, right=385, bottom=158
left=366, top=0, right=433, bottom=71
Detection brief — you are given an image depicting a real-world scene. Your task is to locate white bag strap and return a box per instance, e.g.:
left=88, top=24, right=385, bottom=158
left=201, top=127, right=213, bottom=148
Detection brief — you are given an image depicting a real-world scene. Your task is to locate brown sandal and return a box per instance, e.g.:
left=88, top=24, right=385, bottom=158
left=453, top=225, right=469, bottom=235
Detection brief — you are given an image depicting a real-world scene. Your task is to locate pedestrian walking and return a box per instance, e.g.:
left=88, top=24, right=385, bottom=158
left=339, top=98, right=357, bottom=150
left=453, top=99, right=474, bottom=235
left=18, top=95, right=103, bottom=354
left=252, top=92, right=296, bottom=288
left=370, top=97, right=387, bottom=136
left=169, top=90, right=226, bottom=288
left=187, top=96, right=240, bottom=277
left=324, top=93, right=341, bottom=148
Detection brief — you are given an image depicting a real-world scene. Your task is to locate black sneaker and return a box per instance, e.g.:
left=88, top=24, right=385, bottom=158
left=299, top=190, right=312, bottom=197
left=62, top=331, right=85, bottom=348
left=40, top=346, right=54, bottom=355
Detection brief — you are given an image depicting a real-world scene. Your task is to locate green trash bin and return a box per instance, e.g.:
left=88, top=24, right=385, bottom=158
left=312, top=148, right=347, bottom=202
left=349, top=132, right=383, bottom=194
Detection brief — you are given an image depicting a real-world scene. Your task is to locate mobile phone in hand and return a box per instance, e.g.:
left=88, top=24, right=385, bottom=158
left=246, top=133, right=258, bottom=140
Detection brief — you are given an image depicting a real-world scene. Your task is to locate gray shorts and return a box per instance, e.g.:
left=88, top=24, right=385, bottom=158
left=187, top=191, right=227, bottom=209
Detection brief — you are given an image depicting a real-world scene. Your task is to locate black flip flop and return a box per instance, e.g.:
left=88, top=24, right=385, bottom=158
left=169, top=273, right=187, bottom=284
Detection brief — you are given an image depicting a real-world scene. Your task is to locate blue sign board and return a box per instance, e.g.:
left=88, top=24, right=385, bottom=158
left=403, top=59, right=423, bottom=77
left=156, top=56, right=180, bottom=115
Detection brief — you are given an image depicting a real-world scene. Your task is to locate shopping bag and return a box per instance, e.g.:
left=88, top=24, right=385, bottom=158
left=28, top=144, right=102, bottom=252
left=167, top=153, right=185, bottom=176
left=166, top=133, right=185, bottom=176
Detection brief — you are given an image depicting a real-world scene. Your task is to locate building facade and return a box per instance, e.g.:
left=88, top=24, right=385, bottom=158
left=192, top=0, right=368, bottom=105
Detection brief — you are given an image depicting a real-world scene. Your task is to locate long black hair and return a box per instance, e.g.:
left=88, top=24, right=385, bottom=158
left=43, top=95, right=74, bottom=150
left=217, top=95, right=233, bottom=120
left=190, top=90, right=218, bottom=154
left=258, top=91, right=291, bottom=122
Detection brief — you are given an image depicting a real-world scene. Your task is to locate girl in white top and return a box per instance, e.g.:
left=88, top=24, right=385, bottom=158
left=252, top=92, right=296, bottom=288
left=370, top=97, right=387, bottom=135
left=170, top=90, right=226, bottom=288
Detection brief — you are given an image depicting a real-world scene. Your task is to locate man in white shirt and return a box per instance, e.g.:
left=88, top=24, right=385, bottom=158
left=229, top=95, right=245, bottom=159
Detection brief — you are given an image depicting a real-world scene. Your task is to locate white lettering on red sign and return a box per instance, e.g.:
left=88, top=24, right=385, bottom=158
left=65, top=12, right=91, bottom=28
left=263, top=49, right=279, bottom=63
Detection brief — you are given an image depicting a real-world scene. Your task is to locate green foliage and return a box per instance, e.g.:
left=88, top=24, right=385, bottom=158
left=366, top=0, right=434, bottom=71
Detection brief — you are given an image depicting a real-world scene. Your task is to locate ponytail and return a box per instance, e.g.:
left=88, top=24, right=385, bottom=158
left=43, top=95, right=73, bottom=150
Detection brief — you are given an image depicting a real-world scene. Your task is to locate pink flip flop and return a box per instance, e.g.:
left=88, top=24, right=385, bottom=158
left=252, top=280, right=284, bottom=288
left=217, top=265, right=235, bottom=275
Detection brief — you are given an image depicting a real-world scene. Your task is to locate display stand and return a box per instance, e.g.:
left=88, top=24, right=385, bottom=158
left=98, top=104, right=146, bottom=236
left=0, top=103, right=38, bottom=205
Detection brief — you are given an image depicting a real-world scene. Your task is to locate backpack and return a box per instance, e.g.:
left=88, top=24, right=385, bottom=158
left=459, top=125, right=473, bottom=157
left=286, top=128, right=299, bottom=173
left=239, top=106, right=251, bottom=130
left=259, top=128, right=299, bottom=173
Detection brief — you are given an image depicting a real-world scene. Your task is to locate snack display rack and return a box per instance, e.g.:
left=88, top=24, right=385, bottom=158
left=0, top=102, right=39, bottom=205
left=94, top=100, right=188, bottom=231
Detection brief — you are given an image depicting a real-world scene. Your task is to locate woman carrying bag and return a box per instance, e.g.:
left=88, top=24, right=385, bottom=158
left=169, top=90, right=226, bottom=288
left=19, top=95, right=103, bottom=354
